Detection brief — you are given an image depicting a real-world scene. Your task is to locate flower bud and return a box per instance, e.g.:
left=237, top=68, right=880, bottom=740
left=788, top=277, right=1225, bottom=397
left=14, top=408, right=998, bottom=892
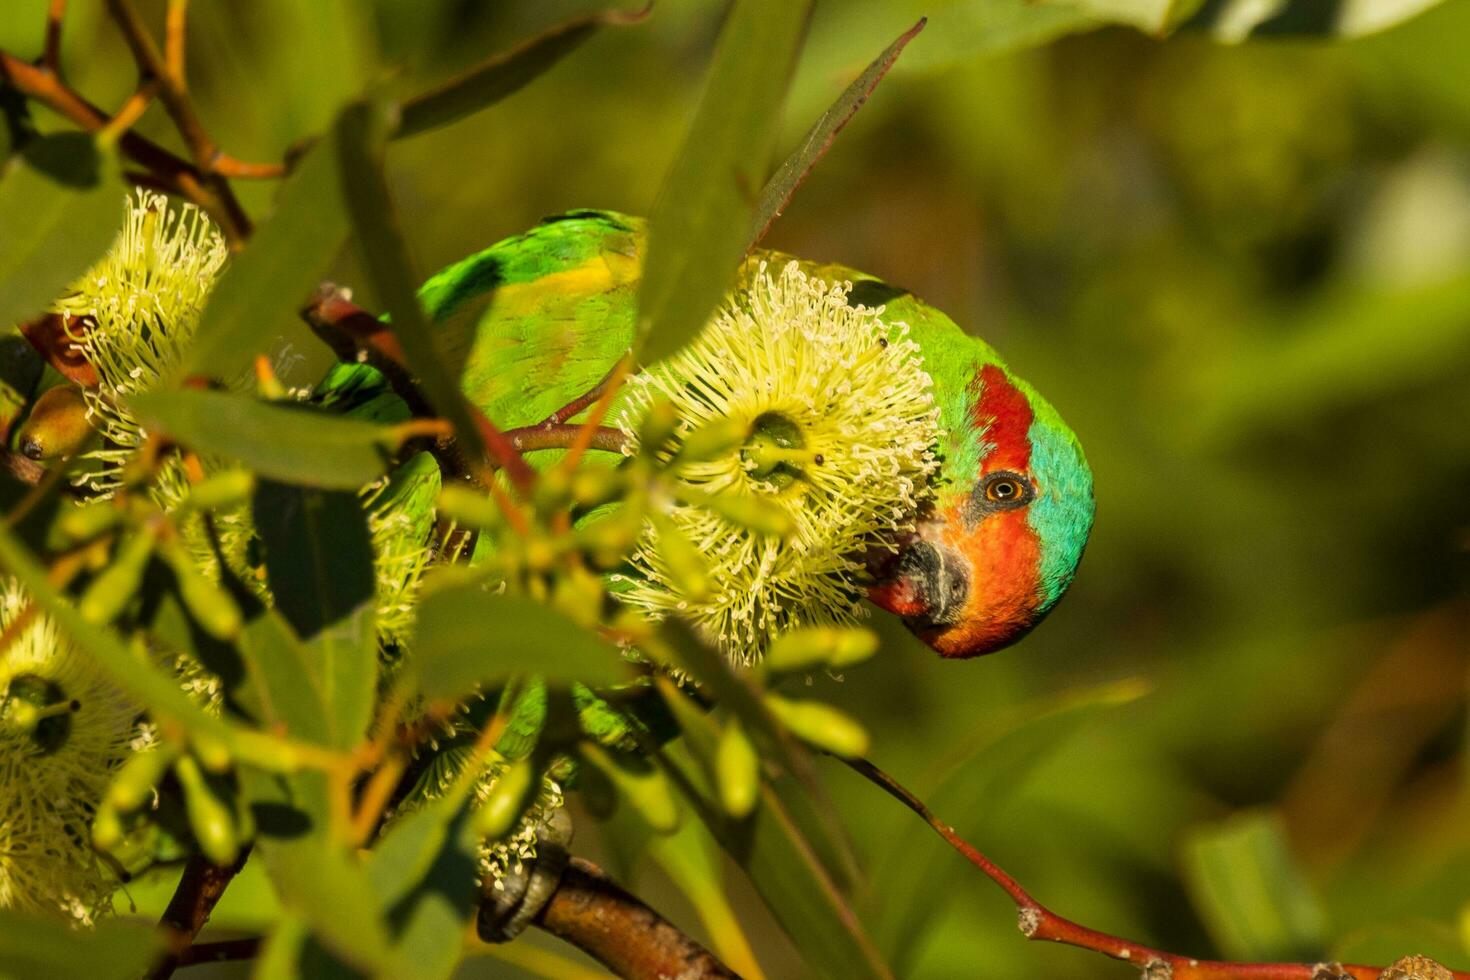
left=182, top=469, right=256, bottom=512
left=437, top=485, right=503, bottom=530
left=765, top=627, right=879, bottom=674
left=716, top=720, right=760, bottom=819
left=158, top=538, right=242, bottom=641
left=474, top=757, right=539, bottom=841
left=763, top=695, right=869, bottom=759
left=78, top=527, right=157, bottom=625
left=175, top=755, right=238, bottom=866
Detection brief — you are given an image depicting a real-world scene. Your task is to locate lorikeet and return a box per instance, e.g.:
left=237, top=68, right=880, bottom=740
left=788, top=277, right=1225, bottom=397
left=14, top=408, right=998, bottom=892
left=347, top=209, right=1096, bottom=658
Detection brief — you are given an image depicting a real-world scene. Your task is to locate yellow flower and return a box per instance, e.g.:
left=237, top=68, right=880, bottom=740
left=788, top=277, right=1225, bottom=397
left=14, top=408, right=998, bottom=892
left=0, top=580, right=137, bottom=921
left=52, top=188, right=228, bottom=494
left=616, top=260, right=940, bottom=661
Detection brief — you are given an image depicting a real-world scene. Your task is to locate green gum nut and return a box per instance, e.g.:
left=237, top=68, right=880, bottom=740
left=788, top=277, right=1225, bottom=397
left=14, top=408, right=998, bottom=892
left=533, top=466, right=573, bottom=513
left=579, top=741, right=680, bottom=834
left=649, top=510, right=710, bottom=603
left=436, top=485, right=503, bottom=530
left=159, top=538, right=242, bottom=641
left=474, top=757, right=539, bottom=841
left=107, top=744, right=179, bottom=814
left=16, top=384, right=92, bottom=461
left=763, top=695, right=870, bottom=759
left=574, top=507, right=642, bottom=569
left=765, top=627, right=879, bottom=675
left=175, top=755, right=238, bottom=866
left=182, top=470, right=256, bottom=512
left=78, top=528, right=157, bottom=625
left=57, top=501, right=125, bottom=543
left=716, top=720, right=760, bottom=819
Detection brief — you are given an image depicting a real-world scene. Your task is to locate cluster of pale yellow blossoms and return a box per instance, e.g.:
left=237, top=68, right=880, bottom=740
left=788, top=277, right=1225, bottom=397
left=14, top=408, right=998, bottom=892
left=616, top=260, right=940, bottom=662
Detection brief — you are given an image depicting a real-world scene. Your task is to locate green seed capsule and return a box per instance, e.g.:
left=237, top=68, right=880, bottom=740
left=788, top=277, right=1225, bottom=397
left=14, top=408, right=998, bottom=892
left=533, top=467, right=573, bottom=514
left=763, top=695, right=870, bottom=759
left=107, top=744, right=179, bottom=814
left=474, top=757, right=539, bottom=841
left=175, top=755, right=238, bottom=866
left=182, top=470, right=256, bottom=512
left=15, top=384, right=92, bottom=461
left=158, top=539, right=242, bottom=641
left=579, top=742, right=680, bottom=834
left=436, top=485, right=503, bottom=530
left=716, top=720, right=760, bottom=819
left=57, top=501, right=124, bottom=543
left=765, top=627, right=880, bottom=674
left=649, top=511, right=710, bottom=602
left=675, top=418, right=747, bottom=464
left=78, top=528, right=157, bottom=625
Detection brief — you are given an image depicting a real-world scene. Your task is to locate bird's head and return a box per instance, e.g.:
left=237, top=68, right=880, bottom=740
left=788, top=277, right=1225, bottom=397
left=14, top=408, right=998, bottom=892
left=867, top=362, right=1093, bottom=657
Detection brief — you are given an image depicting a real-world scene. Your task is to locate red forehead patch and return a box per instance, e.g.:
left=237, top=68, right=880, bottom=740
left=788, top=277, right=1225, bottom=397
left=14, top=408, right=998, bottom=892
left=971, top=364, right=1033, bottom=473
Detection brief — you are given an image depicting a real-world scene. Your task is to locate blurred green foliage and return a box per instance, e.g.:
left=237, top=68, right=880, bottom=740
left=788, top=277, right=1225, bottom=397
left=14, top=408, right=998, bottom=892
left=3, top=0, right=1468, bottom=977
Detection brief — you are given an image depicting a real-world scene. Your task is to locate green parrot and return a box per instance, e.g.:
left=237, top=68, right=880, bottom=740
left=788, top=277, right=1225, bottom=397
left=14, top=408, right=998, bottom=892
left=331, top=209, right=1095, bottom=659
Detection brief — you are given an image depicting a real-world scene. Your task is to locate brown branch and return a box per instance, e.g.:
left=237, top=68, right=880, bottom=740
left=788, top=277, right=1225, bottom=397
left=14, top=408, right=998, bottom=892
left=147, top=850, right=250, bottom=980
left=0, top=48, right=251, bottom=242
left=527, top=857, right=738, bottom=980
left=103, top=0, right=213, bottom=172
left=507, top=422, right=627, bottom=456
left=842, top=757, right=1469, bottom=980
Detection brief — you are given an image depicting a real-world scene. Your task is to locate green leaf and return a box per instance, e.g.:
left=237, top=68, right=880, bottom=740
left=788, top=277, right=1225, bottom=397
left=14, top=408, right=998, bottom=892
left=637, top=0, right=813, bottom=362
left=413, top=587, right=630, bottom=701
left=748, top=18, right=925, bottom=251
left=234, top=608, right=334, bottom=746
left=0, top=910, right=159, bottom=980
left=1182, top=809, right=1326, bottom=962
left=0, top=133, right=120, bottom=330
left=261, top=837, right=396, bottom=972
left=333, top=101, right=489, bottom=465
left=657, top=621, right=860, bottom=890
left=253, top=481, right=377, bottom=749
left=129, top=389, right=393, bottom=490
left=395, top=7, right=650, bottom=140
left=179, top=137, right=350, bottom=381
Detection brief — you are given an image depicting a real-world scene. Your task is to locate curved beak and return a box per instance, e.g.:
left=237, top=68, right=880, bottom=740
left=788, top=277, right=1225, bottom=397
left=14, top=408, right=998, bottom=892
left=866, top=536, right=969, bottom=632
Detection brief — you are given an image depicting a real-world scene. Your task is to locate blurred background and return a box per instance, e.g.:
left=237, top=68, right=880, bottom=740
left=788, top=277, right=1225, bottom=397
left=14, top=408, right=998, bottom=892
left=4, top=0, right=1467, bottom=976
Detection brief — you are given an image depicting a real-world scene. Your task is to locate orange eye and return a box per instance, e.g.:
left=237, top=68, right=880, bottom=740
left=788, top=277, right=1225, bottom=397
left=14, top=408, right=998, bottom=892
left=977, top=471, right=1033, bottom=510
left=986, top=478, right=1021, bottom=502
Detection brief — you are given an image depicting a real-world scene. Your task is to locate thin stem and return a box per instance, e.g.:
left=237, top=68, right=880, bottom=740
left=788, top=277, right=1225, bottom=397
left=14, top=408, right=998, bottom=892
left=104, top=0, right=215, bottom=172
left=0, top=48, right=251, bottom=242
left=164, top=0, right=187, bottom=89
left=43, top=0, right=65, bottom=74
left=98, top=79, right=159, bottom=142
left=841, top=756, right=1469, bottom=980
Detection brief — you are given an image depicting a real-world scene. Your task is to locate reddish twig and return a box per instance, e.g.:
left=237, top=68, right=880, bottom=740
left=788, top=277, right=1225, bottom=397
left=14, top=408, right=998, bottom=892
left=842, top=757, right=1469, bottom=980
left=506, top=422, right=626, bottom=456
left=526, top=857, right=738, bottom=980
left=539, top=360, right=624, bottom=427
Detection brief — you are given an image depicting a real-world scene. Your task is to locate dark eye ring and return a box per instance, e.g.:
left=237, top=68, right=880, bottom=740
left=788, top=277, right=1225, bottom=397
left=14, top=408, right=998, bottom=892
left=981, top=471, right=1033, bottom=508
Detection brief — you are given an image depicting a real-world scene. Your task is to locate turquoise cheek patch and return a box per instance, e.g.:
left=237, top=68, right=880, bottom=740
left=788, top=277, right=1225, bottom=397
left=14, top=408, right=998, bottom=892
left=1025, top=418, right=1094, bottom=611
